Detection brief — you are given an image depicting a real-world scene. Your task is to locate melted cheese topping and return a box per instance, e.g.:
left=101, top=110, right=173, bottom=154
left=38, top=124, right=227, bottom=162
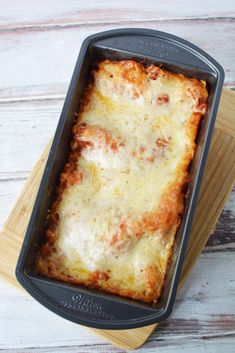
left=37, top=60, right=207, bottom=303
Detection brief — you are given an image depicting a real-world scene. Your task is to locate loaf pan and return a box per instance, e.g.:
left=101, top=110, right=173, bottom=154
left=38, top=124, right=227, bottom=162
left=16, top=28, right=224, bottom=329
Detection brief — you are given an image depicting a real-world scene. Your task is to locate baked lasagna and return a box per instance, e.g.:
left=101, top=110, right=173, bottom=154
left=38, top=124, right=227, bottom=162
left=36, top=60, right=208, bottom=303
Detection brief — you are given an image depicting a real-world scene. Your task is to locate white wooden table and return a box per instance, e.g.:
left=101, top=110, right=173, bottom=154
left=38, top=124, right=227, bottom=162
left=0, top=1, right=235, bottom=352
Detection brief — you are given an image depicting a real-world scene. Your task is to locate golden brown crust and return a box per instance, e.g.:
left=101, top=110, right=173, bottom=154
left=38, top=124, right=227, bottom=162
left=36, top=255, right=163, bottom=303
left=36, top=59, right=208, bottom=304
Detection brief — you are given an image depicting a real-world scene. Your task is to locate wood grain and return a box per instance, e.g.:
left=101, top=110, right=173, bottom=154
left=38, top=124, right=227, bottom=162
left=0, top=88, right=235, bottom=349
left=206, top=208, right=235, bottom=250
left=0, top=0, right=234, bottom=30
left=1, top=2, right=235, bottom=350
left=180, top=128, right=235, bottom=285
left=0, top=20, right=234, bottom=104
left=216, top=89, right=235, bottom=138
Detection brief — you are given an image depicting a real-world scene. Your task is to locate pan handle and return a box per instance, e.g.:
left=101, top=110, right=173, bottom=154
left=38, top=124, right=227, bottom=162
left=91, top=28, right=216, bottom=73
left=22, top=274, right=155, bottom=329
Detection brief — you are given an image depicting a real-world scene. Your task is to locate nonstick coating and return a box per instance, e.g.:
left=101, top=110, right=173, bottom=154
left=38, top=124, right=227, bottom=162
left=16, top=28, right=224, bottom=329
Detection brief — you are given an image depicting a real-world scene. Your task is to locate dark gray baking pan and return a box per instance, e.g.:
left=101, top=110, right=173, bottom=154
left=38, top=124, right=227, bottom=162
left=16, top=28, right=224, bottom=329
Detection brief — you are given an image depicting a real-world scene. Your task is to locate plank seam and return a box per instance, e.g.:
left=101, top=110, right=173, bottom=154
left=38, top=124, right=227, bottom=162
left=0, top=16, right=234, bottom=34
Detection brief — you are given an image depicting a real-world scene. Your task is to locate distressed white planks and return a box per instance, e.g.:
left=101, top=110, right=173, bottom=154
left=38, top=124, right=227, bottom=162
left=0, top=20, right=235, bottom=104
left=0, top=99, right=62, bottom=177
left=0, top=0, right=234, bottom=29
left=0, top=0, right=235, bottom=351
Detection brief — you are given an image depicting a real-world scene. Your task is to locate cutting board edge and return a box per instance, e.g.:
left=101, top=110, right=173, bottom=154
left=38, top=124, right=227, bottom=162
left=0, top=88, right=235, bottom=350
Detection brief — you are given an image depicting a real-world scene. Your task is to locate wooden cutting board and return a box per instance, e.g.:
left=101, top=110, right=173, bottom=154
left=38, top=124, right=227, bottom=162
left=0, top=88, right=235, bottom=350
